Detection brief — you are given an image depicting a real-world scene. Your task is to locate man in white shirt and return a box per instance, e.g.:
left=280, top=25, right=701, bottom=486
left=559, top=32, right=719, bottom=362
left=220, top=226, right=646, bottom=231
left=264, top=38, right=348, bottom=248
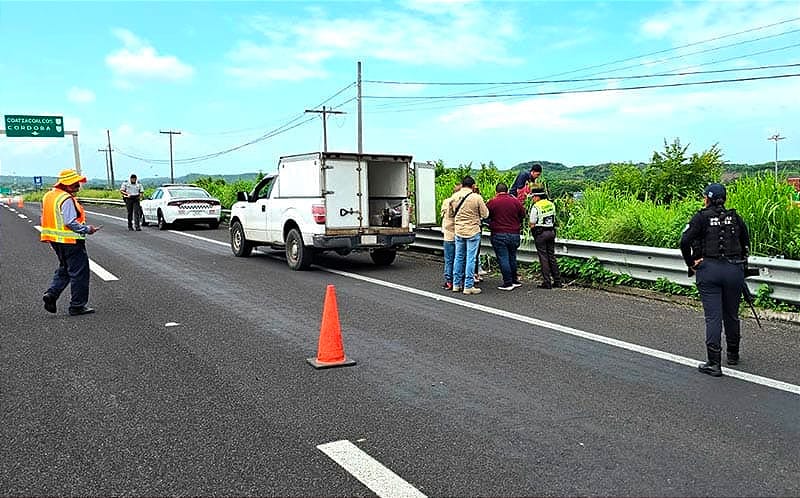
left=120, top=174, right=144, bottom=231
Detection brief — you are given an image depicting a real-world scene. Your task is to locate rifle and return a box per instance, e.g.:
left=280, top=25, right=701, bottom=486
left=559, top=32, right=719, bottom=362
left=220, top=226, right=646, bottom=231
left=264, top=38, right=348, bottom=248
left=742, top=265, right=762, bottom=329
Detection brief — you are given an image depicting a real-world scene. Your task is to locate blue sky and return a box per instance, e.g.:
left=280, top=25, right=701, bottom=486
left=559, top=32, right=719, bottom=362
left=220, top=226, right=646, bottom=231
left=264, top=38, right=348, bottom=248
left=1, top=0, right=799, bottom=183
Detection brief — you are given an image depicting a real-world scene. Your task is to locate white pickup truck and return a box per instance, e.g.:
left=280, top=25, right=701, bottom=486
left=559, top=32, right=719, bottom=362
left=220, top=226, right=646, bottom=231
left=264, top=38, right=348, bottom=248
left=229, top=151, right=437, bottom=270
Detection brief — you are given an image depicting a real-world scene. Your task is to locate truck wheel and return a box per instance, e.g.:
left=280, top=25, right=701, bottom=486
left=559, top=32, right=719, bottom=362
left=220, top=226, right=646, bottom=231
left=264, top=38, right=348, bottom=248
left=286, top=228, right=312, bottom=270
left=370, top=248, right=397, bottom=266
left=230, top=221, right=253, bottom=257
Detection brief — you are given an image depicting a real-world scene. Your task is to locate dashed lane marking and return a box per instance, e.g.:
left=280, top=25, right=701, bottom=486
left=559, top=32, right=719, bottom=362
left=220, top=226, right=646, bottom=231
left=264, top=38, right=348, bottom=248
left=317, top=440, right=426, bottom=498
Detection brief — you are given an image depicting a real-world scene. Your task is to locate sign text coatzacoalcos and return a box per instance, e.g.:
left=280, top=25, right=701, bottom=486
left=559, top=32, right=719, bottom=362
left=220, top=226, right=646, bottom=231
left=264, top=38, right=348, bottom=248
left=4, top=115, right=65, bottom=138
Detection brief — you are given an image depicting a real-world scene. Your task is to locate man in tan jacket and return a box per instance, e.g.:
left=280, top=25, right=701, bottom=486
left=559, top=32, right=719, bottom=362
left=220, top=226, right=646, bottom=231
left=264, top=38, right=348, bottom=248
left=440, top=182, right=461, bottom=290
left=448, top=176, right=489, bottom=295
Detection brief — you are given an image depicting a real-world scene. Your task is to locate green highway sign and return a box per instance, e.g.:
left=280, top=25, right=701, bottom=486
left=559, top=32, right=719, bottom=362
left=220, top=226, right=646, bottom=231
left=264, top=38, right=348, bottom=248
left=4, top=114, right=64, bottom=138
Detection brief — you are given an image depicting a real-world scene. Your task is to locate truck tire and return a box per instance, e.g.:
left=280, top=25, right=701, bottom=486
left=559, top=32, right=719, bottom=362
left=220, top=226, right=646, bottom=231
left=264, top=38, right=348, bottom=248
left=370, top=248, right=397, bottom=266
left=230, top=220, right=253, bottom=257
left=286, top=228, right=312, bottom=270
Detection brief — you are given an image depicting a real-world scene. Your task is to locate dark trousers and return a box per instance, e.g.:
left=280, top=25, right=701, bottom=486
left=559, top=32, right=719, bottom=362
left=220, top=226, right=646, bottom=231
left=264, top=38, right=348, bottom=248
left=124, top=196, right=141, bottom=228
left=490, top=233, right=521, bottom=286
left=46, top=241, right=90, bottom=310
left=534, top=228, right=561, bottom=286
left=696, top=258, right=744, bottom=351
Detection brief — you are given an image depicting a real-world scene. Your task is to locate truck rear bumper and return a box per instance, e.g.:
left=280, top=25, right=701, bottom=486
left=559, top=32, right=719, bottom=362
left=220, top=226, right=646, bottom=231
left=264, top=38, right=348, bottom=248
left=312, top=233, right=415, bottom=249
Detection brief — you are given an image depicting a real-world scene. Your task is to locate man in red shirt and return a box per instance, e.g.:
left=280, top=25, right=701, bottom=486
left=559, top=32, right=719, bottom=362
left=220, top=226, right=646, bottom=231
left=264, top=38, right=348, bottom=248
left=486, top=182, right=527, bottom=290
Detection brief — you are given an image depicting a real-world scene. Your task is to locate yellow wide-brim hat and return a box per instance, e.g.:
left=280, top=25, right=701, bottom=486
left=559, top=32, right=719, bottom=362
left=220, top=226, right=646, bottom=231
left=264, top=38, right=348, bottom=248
left=55, top=169, right=87, bottom=186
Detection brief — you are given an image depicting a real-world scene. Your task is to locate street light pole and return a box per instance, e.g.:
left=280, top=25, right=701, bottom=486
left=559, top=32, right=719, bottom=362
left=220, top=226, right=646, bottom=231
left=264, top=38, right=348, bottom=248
left=767, top=133, right=786, bottom=180
left=160, top=130, right=181, bottom=183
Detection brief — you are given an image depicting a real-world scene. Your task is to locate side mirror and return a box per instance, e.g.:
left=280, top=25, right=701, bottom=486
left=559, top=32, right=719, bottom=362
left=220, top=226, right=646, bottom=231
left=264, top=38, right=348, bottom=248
left=236, top=191, right=249, bottom=202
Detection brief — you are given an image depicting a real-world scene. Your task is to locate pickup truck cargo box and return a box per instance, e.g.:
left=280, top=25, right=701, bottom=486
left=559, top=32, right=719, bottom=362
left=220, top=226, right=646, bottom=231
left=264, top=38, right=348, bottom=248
left=229, top=152, right=436, bottom=270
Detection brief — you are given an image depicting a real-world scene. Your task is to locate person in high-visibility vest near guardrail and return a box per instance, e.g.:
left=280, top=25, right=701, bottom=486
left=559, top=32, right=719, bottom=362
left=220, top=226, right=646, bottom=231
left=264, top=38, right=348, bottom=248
left=40, top=169, right=102, bottom=316
left=680, top=183, right=751, bottom=377
left=529, top=189, right=562, bottom=289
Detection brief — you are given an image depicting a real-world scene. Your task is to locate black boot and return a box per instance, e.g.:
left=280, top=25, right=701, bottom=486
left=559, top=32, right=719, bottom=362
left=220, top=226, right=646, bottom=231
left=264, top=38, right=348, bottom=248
left=727, top=345, right=740, bottom=366
left=698, top=346, right=723, bottom=377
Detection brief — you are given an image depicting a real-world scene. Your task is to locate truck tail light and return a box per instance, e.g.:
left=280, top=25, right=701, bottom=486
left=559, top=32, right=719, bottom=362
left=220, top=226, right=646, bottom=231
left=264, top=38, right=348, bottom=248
left=312, top=204, right=326, bottom=224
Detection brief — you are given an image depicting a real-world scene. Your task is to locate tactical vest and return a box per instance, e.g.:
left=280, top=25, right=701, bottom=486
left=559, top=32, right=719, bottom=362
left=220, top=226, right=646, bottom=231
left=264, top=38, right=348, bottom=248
left=40, top=189, right=86, bottom=244
left=533, top=199, right=556, bottom=227
left=700, top=206, right=742, bottom=259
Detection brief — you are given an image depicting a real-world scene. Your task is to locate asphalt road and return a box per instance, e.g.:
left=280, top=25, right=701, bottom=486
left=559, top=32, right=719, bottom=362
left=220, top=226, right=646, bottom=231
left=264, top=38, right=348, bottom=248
left=2, top=201, right=799, bottom=497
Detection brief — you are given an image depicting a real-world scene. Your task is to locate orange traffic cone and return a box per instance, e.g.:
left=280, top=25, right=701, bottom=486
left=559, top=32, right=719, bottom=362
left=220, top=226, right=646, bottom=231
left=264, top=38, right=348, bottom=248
left=17, top=196, right=23, bottom=208
left=307, top=285, right=356, bottom=369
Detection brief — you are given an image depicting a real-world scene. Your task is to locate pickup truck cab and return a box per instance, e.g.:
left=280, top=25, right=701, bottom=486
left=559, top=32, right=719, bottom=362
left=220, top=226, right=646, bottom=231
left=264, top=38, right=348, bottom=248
left=229, top=151, right=436, bottom=270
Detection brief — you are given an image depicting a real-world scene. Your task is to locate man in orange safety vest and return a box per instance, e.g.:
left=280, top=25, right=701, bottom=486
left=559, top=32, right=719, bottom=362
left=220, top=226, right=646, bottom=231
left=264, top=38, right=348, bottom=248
left=41, top=169, right=102, bottom=316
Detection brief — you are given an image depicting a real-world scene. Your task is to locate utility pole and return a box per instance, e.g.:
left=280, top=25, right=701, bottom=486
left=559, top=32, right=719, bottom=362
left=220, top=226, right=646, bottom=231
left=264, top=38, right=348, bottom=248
left=98, top=147, right=111, bottom=188
left=305, top=106, right=345, bottom=152
left=160, top=130, right=181, bottom=183
left=357, top=61, right=363, bottom=154
left=106, top=129, right=116, bottom=187
left=768, top=133, right=786, bottom=180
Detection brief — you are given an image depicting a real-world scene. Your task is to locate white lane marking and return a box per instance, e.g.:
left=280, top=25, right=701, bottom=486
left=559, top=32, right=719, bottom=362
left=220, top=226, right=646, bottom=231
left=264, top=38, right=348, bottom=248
left=322, top=267, right=800, bottom=396
left=174, top=230, right=229, bottom=246
left=103, top=226, right=800, bottom=397
left=18, top=213, right=27, bottom=219
left=317, top=440, right=427, bottom=498
left=34, top=225, right=120, bottom=281
left=89, top=260, right=119, bottom=281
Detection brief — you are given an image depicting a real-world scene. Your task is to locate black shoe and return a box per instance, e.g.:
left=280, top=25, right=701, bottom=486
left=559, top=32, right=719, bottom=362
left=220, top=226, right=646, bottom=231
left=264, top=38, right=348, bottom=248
left=43, top=293, right=57, bottom=313
left=135, top=227, right=141, bottom=231
left=128, top=227, right=134, bottom=231
left=552, top=282, right=563, bottom=288
left=699, top=346, right=723, bottom=376
left=698, top=361, right=722, bottom=376
left=727, top=345, right=739, bottom=365
left=537, top=283, right=552, bottom=289
left=68, top=306, right=95, bottom=316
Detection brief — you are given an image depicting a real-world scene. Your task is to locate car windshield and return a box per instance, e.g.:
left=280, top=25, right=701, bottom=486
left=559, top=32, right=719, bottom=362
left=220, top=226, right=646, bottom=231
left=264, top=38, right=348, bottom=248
left=167, top=188, right=211, bottom=199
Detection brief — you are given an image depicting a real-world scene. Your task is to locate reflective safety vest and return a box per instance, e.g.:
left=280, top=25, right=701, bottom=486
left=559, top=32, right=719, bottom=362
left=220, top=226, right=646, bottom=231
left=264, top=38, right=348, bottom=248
left=40, top=188, right=86, bottom=244
left=532, top=199, right=556, bottom=228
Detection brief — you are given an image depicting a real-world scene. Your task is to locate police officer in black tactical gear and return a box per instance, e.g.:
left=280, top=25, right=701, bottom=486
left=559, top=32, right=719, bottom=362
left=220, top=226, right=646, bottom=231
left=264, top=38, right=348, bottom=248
left=680, top=183, right=751, bottom=377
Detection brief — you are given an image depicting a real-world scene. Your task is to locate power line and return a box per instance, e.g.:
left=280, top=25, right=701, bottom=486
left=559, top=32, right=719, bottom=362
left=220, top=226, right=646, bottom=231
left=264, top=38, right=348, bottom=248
left=364, top=62, right=800, bottom=86
left=363, top=72, right=800, bottom=100
left=366, top=42, right=800, bottom=113
left=115, top=84, right=356, bottom=165
left=366, top=18, right=800, bottom=112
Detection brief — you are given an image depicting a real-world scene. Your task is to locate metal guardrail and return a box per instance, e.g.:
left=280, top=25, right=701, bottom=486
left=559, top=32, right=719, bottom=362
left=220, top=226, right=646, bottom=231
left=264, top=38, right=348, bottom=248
left=412, top=227, right=800, bottom=306
left=73, top=198, right=799, bottom=305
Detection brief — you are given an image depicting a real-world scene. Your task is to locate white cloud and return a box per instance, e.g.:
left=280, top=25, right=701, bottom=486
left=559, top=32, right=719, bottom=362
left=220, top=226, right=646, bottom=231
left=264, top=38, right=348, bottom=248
left=106, top=28, right=195, bottom=86
left=226, top=3, right=521, bottom=84
left=641, top=19, right=671, bottom=38
left=639, top=1, right=800, bottom=44
left=67, top=87, right=95, bottom=104
left=437, top=77, right=800, bottom=134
